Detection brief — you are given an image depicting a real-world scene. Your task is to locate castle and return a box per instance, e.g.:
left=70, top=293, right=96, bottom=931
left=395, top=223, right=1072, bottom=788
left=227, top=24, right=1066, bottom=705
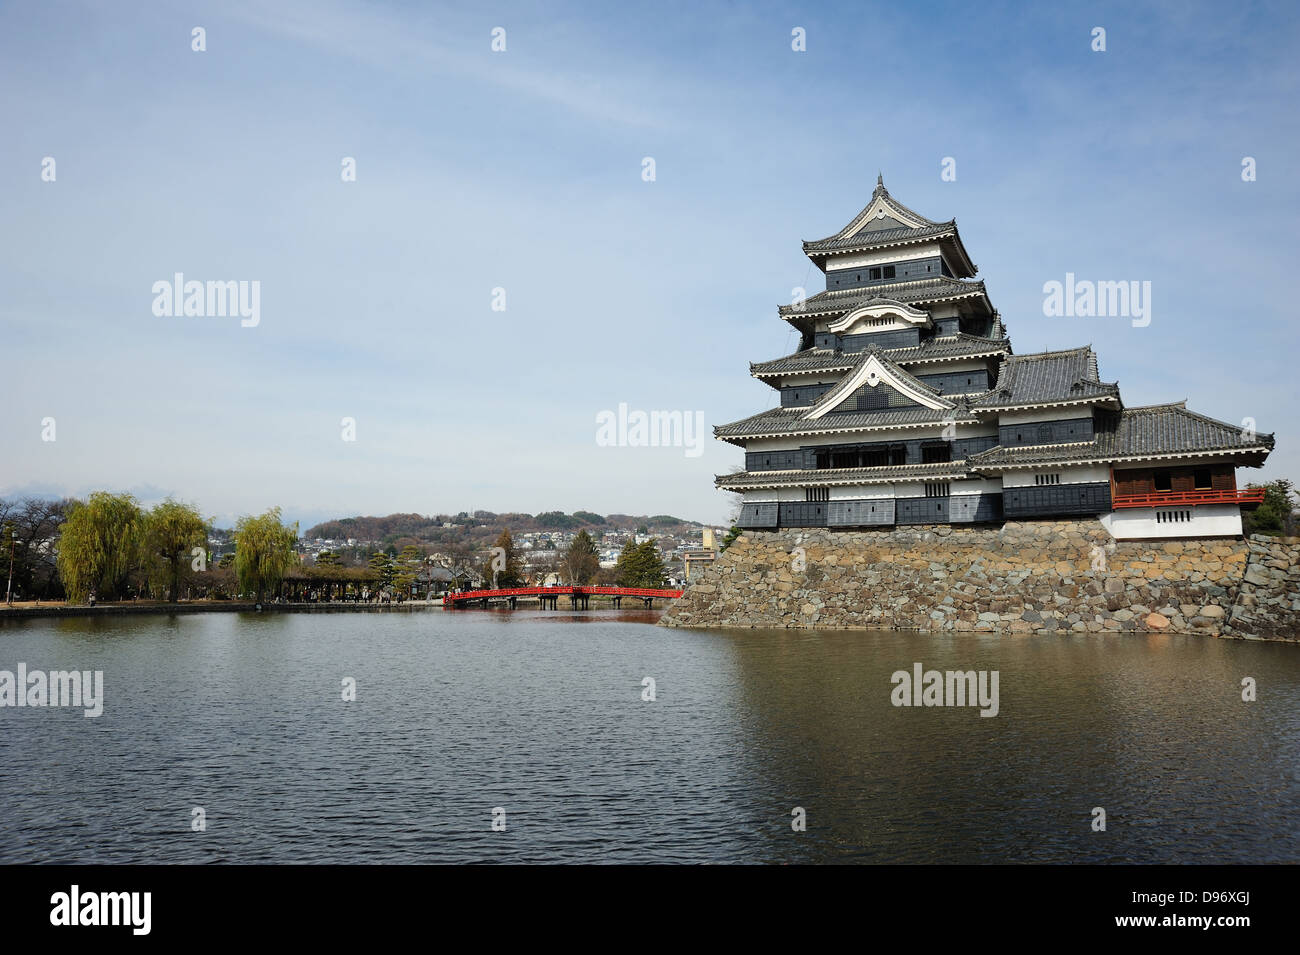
left=716, top=178, right=1273, bottom=539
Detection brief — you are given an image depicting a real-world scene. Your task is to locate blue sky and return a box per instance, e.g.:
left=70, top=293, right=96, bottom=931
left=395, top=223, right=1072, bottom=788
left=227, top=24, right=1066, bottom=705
left=2, top=0, right=1297, bottom=528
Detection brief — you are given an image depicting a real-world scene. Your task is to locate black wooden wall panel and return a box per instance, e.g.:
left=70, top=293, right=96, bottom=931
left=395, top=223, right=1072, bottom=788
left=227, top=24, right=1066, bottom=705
left=998, top=417, right=1095, bottom=447
left=828, top=499, right=895, bottom=526
left=1001, top=482, right=1111, bottom=517
left=824, top=256, right=945, bottom=292
left=737, top=502, right=779, bottom=528
left=777, top=501, right=828, bottom=527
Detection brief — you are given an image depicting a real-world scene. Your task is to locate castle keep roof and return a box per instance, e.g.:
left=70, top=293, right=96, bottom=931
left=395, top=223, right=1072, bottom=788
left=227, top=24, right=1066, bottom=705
left=801, top=176, right=978, bottom=276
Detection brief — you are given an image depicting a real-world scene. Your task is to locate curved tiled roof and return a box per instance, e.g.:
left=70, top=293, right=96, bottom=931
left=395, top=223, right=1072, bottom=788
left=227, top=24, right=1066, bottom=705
left=714, top=402, right=981, bottom=443
left=779, top=277, right=990, bottom=319
left=1115, top=403, right=1274, bottom=457
left=799, top=179, right=978, bottom=274
left=970, top=346, right=1118, bottom=410
left=751, top=333, right=1011, bottom=378
left=803, top=345, right=947, bottom=413
left=803, top=220, right=956, bottom=254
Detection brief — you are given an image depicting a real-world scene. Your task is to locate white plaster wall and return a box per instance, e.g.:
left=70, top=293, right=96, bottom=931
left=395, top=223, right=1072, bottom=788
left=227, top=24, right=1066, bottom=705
left=1100, top=504, right=1242, bottom=539
left=824, top=244, right=942, bottom=270
left=996, top=407, right=1095, bottom=426
left=829, top=484, right=896, bottom=500
left=1001, top=465, right=1109, bottom=487
left=950, top=478, right=1003, bottom=496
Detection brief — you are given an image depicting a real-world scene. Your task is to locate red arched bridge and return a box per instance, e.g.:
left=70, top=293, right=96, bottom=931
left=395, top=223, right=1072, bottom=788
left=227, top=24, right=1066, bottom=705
left=444, top=585, right=684, bottom=610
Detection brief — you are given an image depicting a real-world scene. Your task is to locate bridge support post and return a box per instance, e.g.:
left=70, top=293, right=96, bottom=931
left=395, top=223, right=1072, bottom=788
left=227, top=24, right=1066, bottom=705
left=509, top=596, right=517, bottom=609
left=611, top=595, right=621, bottom=608
left=643, top=597, right=652, bottom=609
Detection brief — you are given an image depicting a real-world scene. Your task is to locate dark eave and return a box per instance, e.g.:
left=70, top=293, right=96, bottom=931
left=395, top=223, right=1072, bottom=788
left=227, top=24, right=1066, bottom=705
left=716, top=461, right=973, bottom=491
left=714, top=403, right=982, bottom=446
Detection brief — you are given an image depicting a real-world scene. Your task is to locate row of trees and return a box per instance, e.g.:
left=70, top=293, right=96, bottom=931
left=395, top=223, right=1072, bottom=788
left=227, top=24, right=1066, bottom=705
left=51, top=492, right=298, bottom=603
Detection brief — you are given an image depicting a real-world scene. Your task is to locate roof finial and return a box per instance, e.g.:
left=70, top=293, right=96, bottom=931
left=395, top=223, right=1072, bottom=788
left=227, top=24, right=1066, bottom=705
left=877, top=171, right=884, bottom=188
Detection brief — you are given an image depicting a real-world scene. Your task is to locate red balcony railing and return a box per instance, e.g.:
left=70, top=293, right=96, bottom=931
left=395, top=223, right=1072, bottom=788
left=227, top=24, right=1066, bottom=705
left=1111, top=488, right=1266, bottom=509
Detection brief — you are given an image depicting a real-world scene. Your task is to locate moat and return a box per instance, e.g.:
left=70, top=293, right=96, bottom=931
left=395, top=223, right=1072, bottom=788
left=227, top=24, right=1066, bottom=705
left=2, top=611, right=1297, bottom=863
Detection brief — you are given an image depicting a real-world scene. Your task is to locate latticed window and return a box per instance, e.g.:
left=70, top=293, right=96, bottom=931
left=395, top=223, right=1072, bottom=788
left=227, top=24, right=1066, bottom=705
left=805, top=487, right=829, bottom=502
left=921, top=443, right=951, bottom=464
left=857, top=386, right=889, bottom=410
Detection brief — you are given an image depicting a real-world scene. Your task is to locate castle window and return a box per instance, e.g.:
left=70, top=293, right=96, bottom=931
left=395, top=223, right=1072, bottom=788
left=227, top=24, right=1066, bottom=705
left=805, top=487, right=829, bottom=502
left=1034, top=473, right=1061, bottom=486
left=1154, top=471, right=1173, bottom=492
left=924, top=482, right=950, bottom=497
left=883, top=265, right=896, bottom=278
left=1037, top=424, right=1053, bottom=443
left=921, top=443, right=951, bottom=464
left=869, top=267, right=882, bottom=280
left=1194, top=469, right=1212, bottom=490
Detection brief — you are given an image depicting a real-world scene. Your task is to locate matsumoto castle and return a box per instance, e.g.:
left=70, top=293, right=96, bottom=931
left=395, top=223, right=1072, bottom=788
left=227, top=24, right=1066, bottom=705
left=717, top=177, right=1273, bottom=540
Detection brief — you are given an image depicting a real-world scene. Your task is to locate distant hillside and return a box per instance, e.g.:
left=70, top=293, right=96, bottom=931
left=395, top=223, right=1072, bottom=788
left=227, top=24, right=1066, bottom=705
left=305, top=510, right=702, bottom=547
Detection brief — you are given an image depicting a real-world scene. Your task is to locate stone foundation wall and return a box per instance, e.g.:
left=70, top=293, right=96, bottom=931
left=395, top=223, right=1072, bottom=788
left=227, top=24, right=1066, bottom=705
left=1228, top=536, right=1300, bottom=639
left=659, top=521, right=1300, bottom=641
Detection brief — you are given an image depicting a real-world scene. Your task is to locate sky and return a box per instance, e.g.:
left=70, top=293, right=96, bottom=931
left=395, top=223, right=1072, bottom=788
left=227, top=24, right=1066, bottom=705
left=2, top=0, right=1298, bottom=529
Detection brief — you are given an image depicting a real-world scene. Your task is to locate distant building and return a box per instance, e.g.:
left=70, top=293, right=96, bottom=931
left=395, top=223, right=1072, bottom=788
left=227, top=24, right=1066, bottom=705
left=717, top=177, right=1274, bottom=539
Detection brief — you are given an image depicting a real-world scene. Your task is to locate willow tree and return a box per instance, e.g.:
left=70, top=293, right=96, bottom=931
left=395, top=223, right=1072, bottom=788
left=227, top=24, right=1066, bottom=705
left=55, top=492, right=144, bottom=602
left=142, top=498, right=210, bottom=602
left=233, top=507, right=298, bottom=602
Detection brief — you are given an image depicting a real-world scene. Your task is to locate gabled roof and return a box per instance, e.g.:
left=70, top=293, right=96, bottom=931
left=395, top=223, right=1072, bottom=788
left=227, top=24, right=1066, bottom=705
left=968, top=404, right=1274, bottom=470
left=801, top=176, right=977, bottom=275
left=803, top=347, right=953, bottom=418
left=970, top=346, right=1119, bottom=411
left=778, top=276, right=991, bottom=320
left=750, top=332, right=1011, bottom=380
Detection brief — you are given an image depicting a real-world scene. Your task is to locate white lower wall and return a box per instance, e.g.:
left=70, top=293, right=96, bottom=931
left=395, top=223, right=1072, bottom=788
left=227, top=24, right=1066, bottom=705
left=830, top=484, right=896, bottom=500
left=1002, top=464, right=1109, bottom=487
left=997, top=408, right=1094, bottom=426
left=1100, top=504, right=1242, bottom=539
left=951, top=478, right=1003, bottom=496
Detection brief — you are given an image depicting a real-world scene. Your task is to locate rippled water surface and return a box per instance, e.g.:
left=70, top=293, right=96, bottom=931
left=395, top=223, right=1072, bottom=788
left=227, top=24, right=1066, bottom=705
left=1, top=610, right=1297, bottom=863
